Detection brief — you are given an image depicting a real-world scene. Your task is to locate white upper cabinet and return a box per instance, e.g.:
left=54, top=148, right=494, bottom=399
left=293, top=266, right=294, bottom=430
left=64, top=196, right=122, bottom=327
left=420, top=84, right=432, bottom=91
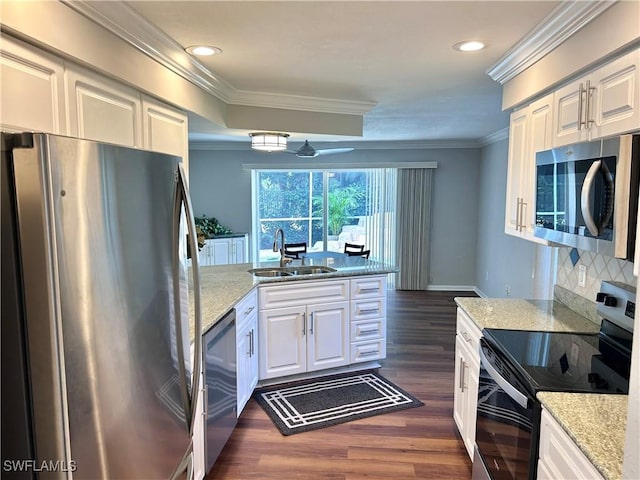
left=505, top=94, right=553, bottom=243
left=553, top=48, right=640, bottom=147
left=65, top=65, right=143, bottom=148
left=0, top=36, right=66, bottom=134
left=142, top=96, right=189, bottom=171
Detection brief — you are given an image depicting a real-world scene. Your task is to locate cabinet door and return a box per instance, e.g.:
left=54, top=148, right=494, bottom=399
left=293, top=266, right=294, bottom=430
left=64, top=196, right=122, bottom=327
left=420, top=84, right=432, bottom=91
left=142, top=96, right=189, bottom=174
left=591, top=49, right=640, bottom=139
left=552, top=78, right=588, bottom=147
left=211, top=239, right=231, bottom=265
left=230, top=237, right=247, bottom=264
left=0, top=35, right=66, bottom=134
left=259, top=305, right=306, bottom=379
left=523, top=96, right=553, bottom=237
left=307, top=301, right=349, bottom=372
left=236, top=315, right=258, bottom=415
left=65, top=65, right=143, bottom=147
left=505, top=108, right=529, bottom=235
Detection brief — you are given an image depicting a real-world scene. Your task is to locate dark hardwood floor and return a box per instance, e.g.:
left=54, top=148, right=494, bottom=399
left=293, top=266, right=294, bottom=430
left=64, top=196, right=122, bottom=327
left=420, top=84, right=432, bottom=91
left=206, top=290, right=478, bottom=480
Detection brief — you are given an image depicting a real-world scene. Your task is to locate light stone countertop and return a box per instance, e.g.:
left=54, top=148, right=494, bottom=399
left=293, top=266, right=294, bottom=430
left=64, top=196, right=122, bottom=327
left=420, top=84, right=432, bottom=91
left=454, top=297, right=600, bottom=333
left=537, top=392, right=628, bottom=480
left=189, top=258, right=396, bottom=339
left=454, top=296, right=625, bottom=480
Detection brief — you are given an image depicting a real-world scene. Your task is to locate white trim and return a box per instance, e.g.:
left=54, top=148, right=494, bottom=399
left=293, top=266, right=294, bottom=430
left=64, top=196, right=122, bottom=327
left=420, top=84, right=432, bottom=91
left=479, top=127, right=509, bottom=147
left=61, top=0, right=375, bottom=116
left=487, top=1, right=616, bottom=84
left=425, top=285, right=478, bottom=292
left=242, top=162, right=437, bottom=171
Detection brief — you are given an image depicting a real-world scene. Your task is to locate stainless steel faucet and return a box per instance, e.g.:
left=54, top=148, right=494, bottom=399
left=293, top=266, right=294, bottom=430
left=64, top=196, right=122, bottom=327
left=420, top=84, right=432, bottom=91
left=273, top=228, right=292, bottom=267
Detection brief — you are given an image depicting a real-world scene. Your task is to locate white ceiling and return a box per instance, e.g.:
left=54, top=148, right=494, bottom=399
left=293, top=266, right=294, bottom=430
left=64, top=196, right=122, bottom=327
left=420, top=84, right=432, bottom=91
left=121, top=0, right=564, bottom=145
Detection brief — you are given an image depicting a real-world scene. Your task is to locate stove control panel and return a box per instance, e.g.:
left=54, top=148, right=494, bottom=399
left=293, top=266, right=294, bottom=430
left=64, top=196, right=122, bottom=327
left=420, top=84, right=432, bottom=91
left=596, top=281, right=636, bottom=332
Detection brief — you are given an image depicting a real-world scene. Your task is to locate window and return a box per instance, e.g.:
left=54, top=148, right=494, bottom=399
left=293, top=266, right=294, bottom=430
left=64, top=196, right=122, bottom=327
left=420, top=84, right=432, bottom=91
left=252, top=168, right=396, bottom=263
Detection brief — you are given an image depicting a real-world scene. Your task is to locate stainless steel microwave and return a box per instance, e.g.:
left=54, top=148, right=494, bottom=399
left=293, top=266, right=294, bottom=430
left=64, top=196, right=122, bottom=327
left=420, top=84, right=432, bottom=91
left=534, top=134, right=640, bottom=260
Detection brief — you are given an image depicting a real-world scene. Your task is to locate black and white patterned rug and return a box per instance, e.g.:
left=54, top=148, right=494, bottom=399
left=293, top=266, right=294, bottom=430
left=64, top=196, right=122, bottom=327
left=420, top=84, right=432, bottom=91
left=253, top=370, right=424, bottom=435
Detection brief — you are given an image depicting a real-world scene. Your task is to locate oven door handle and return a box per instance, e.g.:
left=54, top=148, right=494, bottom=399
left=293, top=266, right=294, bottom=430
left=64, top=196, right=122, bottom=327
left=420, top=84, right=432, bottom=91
left=479, top=345, right=529, bottom=409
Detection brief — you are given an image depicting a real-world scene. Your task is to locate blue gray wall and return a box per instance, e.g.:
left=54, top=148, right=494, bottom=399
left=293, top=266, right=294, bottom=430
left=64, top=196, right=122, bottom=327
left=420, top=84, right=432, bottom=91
left=190, top=146, right=486, bottom=289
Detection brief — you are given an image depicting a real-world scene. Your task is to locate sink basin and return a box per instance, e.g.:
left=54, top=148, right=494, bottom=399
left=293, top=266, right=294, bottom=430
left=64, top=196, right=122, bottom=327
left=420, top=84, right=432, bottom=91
left=248, top=266, right=337, bottom=277
left=288, top=266, right=337, bottom=275
left=249, top=268, right=293, bottom=277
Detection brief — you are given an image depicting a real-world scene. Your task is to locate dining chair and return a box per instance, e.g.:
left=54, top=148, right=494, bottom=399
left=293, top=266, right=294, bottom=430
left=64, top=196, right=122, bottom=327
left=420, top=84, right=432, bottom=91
left=344, top=242, right=365, bottom=254
left=283, top=242, right=307, bottom=259
left=347, top=249, right=370, bottom=259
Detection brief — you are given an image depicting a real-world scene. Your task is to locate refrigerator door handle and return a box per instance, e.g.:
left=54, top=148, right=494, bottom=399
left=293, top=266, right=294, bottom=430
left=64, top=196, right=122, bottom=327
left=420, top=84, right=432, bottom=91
left=173, top=163, right=202, bottom=436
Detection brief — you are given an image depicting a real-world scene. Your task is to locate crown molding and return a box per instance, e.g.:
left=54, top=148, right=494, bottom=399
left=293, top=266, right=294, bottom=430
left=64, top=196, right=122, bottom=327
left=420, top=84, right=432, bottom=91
left=479, top=127, right=509, bottom=147
left=61, top=0, right=376, bottom=115
left=487, top=1, right=616, bottom=85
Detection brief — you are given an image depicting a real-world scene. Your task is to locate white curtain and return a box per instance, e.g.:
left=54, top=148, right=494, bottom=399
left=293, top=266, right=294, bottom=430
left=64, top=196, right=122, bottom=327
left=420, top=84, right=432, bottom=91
left=396, top=168, right=434, bottom=290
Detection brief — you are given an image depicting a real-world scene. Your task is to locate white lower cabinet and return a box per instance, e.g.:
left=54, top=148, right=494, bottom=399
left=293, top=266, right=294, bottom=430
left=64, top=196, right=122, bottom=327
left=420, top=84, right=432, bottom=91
left=199, top=236, right=248, bottom=266
left=350, top=276, right=387, bottom=363
left=538, top=408, right=603, bottom=480
left=453, top=307, right=481, bottom=459
left=235, top=289, right=258, bottom=415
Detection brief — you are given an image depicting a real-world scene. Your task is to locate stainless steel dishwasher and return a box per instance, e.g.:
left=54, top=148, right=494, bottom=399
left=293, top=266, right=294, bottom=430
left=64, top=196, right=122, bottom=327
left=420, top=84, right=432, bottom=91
left=203, top=309, right=237, bottom=472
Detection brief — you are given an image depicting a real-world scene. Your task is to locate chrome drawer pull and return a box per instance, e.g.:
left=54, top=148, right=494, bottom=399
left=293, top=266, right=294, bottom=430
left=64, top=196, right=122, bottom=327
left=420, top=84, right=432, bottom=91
left=359, top=329, right=379, bottom=335
left=461, top=331, right=472, bottom=343
left=244, top=306, right=255, bottom=316
left=359, top=308, right=379, bottom=314
left=359, top=287, right=379, bottom=293
left=360, top=350, right=379, bottom=357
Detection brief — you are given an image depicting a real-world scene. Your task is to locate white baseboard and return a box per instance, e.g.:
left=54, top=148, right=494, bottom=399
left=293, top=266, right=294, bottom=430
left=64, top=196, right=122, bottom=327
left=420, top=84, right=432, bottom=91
left=425, top=284, right=476, bottom=292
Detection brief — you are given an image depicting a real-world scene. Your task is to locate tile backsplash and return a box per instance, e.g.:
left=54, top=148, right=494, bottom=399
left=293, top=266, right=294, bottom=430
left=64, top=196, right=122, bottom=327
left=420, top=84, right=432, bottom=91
left=556, top=247, right=636, bottom=302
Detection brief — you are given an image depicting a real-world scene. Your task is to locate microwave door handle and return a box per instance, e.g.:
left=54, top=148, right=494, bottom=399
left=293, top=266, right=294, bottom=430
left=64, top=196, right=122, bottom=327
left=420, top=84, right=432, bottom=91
left=479, top=345, right=529, bottom=409
left=581, top=160, right=602, bottom=237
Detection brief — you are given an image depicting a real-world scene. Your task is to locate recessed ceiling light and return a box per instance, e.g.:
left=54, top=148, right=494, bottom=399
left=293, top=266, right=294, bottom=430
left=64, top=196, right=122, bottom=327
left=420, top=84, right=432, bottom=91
left=185, top=45, right=222, bottom=57
left=452, top=41, right=486, bottom=52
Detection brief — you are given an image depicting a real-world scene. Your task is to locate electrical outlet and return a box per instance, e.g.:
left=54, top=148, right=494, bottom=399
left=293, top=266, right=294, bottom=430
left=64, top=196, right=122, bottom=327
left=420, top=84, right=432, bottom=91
left=578, top=264, right=587, bottom=288
left=485, top=271, right=489, bottom=281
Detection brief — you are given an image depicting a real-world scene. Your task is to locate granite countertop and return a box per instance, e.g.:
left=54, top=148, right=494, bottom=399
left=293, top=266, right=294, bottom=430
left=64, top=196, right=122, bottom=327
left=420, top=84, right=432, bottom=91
left=454, top=296, right=625, bottom=479
left=453, top=297, right=600, bottom=333
left=537, top=392, right=628, bottom=480
left=189, top=257, right=396, bottom=338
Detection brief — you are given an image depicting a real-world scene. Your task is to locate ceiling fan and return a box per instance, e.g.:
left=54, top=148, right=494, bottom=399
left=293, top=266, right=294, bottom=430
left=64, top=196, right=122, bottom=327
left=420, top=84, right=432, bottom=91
left=287, top=140, right=354, bottom=158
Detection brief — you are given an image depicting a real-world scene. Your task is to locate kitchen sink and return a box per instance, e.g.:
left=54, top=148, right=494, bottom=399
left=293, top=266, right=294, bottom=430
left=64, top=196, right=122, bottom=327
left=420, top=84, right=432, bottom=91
left=248, top=266, right=337, bottom=277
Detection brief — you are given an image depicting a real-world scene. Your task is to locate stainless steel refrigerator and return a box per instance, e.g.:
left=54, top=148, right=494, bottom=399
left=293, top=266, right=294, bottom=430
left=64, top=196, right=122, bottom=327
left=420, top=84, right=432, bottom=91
left=1, top=132, right=202, bottom=479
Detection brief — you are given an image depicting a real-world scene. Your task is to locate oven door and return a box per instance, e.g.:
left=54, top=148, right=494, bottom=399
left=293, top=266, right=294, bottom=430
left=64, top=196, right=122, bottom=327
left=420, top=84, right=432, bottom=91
left=473, top=339, right=541, bottom=480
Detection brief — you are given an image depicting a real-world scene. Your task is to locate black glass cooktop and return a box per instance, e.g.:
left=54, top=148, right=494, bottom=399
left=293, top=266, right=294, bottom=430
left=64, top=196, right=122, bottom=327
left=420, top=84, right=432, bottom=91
left=482, top=322, right=631, bottom=395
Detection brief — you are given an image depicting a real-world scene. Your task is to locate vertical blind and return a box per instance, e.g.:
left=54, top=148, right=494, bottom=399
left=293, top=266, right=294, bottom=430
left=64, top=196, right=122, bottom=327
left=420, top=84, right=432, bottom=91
left=396, top=168, right=434, bottom=290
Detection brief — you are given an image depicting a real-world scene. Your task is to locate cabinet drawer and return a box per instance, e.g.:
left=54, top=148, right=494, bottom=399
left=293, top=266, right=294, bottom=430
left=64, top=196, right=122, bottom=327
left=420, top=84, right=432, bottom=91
left=259, top=280, right=349, bottom=309
left=350, top=276, right=387, bottom=299
left=351, top=298, right=386, bottom=321
left=456, top=308, right=481, bottom=354
left=235, top=288, right=258, bottom=329
left=350, top=339, right=386, bottom=363
left=350, top=319, right=385, bottom=342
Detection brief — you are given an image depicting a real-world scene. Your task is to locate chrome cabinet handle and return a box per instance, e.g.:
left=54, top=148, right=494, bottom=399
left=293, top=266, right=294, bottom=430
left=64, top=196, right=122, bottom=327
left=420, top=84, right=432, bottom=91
left=359, top=287, right=379, bottom=293
left=585, top=80, right=595, bottom=128
left=302, top=312, right=306, bottom=336
left=461, top=331, right=472, bottom=343
left=359, top=328, right=379, bottom=336
left=515, top=197, right=522, bottom=231
left=459, top=357, right=465, bottom=392
left=250, top=329, right=254, bottom=357
left=360, top=350, right=379, bottom=357
left=578, top=82, right=585, bottom=130
left=520, top=200, right=527, bottom=231
left=309, top=312, right=314, bottom=334
left=244, top=306, right=255, bottom=317
left=359, top=308, right=379, bottom=315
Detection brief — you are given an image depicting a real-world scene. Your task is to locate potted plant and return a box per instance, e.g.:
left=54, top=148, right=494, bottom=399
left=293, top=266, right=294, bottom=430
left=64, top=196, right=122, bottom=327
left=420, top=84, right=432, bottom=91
left=194, top=215, right=233, bottom=238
